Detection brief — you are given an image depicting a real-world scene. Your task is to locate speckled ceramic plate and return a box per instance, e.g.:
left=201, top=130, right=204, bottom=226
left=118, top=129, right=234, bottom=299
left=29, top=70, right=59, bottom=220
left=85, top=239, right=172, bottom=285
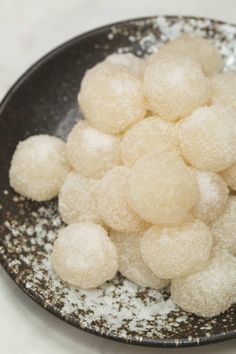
left=0, top=15, right=236, bottom=348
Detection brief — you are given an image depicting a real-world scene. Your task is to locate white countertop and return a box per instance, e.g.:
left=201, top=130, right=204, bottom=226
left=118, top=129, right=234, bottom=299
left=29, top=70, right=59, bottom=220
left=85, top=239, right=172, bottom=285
left=1, top=0, right=236, bottom=353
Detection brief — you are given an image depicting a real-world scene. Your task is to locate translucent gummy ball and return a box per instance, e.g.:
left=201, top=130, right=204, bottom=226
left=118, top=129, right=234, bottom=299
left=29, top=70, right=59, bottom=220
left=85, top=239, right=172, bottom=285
left=121, top=116, right=179, bottom=166
left=171, top=248, right=236, bottom=317
left=78, top=62, right=146, bottom=134
left=140, top=220, right=212, bottom=279
left=105, top=53, right=145, bottom=78
left=66, top=120, right=121, bottom=178
left=143, top=55, right=209, bottom=121
left=128, top=151, right=199, bottom=224
left=178, top=104, right=236, bottom=172
left=191, top=169, right=229, bottom=224
left=58, top=172, right=102, bottom=225
left=9, top=135, right=71, bottom=201
left=210, top=72, right=236, bottom=111
left=96, top=166, right=147, bottom=232
left=51, top=223, right=118, bottom=289
left=110, top=229, right=169, bottom=289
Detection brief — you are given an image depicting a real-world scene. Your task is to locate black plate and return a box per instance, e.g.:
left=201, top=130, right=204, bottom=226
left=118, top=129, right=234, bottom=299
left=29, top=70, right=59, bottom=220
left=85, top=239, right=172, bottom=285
left=0, top=15, right=236, bottom=348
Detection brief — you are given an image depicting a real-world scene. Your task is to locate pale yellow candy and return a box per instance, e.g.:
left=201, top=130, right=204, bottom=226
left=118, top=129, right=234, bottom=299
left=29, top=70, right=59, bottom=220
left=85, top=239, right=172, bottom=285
left=221, top=161, right=236, bottom=191
left=143, top=55, right=209, bottom=121
left=128, top=151, right=199, bottom=224
left=171, top=248, right=236, bottom=317
left=121, top=116, right=179, bottom=166
left=97, top=166, right=147, bottom=232
left=110, top=229, right=169, bottom=289
left=210, top=72, right=236, bottom=110
left=105, top=53, right=145, bottom=78
left=52, top=223, right=118, bottom=289
left=66, top=120, right=121, bottom=178
left=140, top=220, right=212, bottom=279
left=178, top=104, right=236, bottom=172
left=9, top=135, right=71, bottom=201
left=78, top=62, right=146, bottom=134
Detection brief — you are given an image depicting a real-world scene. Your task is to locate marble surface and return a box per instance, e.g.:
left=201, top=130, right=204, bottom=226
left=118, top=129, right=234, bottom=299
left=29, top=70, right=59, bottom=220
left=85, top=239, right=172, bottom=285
left=1, top=0, right=236, bottom=353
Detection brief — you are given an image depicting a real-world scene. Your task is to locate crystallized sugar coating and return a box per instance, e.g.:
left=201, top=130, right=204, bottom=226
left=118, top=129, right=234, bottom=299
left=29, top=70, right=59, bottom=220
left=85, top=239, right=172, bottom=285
left=191, top=169, right=229, bottom=224
left=210, top=72, right=236, bottom=111
left=221, top=161, right=236, bottom=191
left=143, top=56, right=209, bottom=121
left=105, top=53, right=145, bottom=78
left=9, top=135, right=71, bottom=201
left=210, top=197, right=236, bottom=255
left=110, top=230, right=169, bottom=289
left=97, top=166, right=147, bottom=232
left=58, top=172, right=102, bottom=225
left=66, top=120, right=121, bottom=178
left=149, top=34, right=223, bottom=76
left=78, top=62, right=146, bottom=134
left=128, top=151, right=199, bottom=224
left=178, top=104, right=236, bottom=172
left=121, top=116, right=179, bottom=166
left=140, top=220, right=212, bottom=279
left=171, top=249, right=236, bottom=317
left=51, top=223, right=118, bottom=289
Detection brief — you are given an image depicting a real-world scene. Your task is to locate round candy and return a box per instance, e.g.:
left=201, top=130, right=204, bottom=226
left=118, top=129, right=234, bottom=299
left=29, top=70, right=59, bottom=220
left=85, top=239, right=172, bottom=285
left=140, top=220, right=212, bottom=279
left=105, top=53, right=145, bottom=78
left=210, top=72, right=236, bottom=110
left=191, top=169, right=229, bottom=224
left=210, top=196, right=236, bottom=255
left=121, top=116, right=179, bottom=166
left=66, top=120, right=121, bottom=178
left=149, top=34, right=223, bottom=76
left=51, top=223, right=118, bottom=289
left=58, top=172, right=102, bottom=225
left=171, top=248, right=236, bottom=317
left=9, top=135, right=71, bottom=201
left=97, top=166, right=147, bottom=232
left=110, top=230, right=169, bottom=289
left=78, top=62, right=146, bottom=134
left=221, top=161, right=236, bottom=191
left=178, top=104, right=236, bottom=172
left=143, top=55, right=209, bottom=121
left=128, top=151, right=199, bottom=224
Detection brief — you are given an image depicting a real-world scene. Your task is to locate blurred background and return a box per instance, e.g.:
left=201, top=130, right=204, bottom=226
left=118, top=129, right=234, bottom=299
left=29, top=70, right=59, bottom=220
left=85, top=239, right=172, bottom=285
left=1, top=0, right=236, bottom=353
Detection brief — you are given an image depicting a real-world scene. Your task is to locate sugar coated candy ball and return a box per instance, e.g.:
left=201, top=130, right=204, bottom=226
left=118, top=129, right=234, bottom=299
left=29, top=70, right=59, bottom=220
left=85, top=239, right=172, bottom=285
left=171, top=248, right=236, bottom=317
left=66, top=120, right=121, bottom=178
left=143, top=55, right=209, bottom=121
left=210, top=196, right=236, bottom=255
left=9, top=135, right=71, bottom=201
left=221, top=161, right=236, bottom=191
left=149, top=34, right=223, bottom=76
left=110, top=230, right=169, bottom=289
left=105, top=53, right=145, bottom=78
left=210, top=72, right=236, bottom=111
left=140, top=220, right=212, bottom=279
left=178, top=104, right=236, bottom=172
left=58, top=172, right=102, bottom=225
left=78, top=62, right=146, bottom=134
left=191, top=169, right=228, bottom=224
left=121, top=116, right=179, bottom=166
left=52, top=223, right=118, bottom=289
left=97, top=166, right=147, bottom=232
left=128, top=151, right=199, bottom=224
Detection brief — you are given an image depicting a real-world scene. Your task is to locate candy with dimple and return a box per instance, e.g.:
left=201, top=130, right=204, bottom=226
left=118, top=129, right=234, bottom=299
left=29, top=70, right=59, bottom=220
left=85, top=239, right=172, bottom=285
left=210, top=196, right=236, bottom=255
left=9, top=135, right=71, bottom=201
left=140, top=220, right=212, bottom=279
left=210, top=72, right=236, bottom=111
left=58, top=172, right=102, bottom=225
left=110, top=230, right=169, bottom=289
left=178, top=104, right=236, bottom=172
left=143, top=55, right=209, bottom=121
left=171, top=248, right=236, bottom=317
left=97, top=166, right=147, bottom=232
left=128, top=151, right=199, bottom=224
left=51, top=223, right=118, bottom=289
left=78, top=62, right=146, bottom=134
left=221, top=161, right=236, bottom=191
left=191, top=169, right=229, bottom=224
left=66, top=120, right=121, bottom=178
left=105, top=53, right=145, bottom=78
left=121, top=116, right=179, bottom=166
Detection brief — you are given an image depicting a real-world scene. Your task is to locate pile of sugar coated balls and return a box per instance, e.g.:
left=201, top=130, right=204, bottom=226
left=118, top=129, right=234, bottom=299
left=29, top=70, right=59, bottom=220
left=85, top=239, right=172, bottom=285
left=9, top=33, right=236, bottom=317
